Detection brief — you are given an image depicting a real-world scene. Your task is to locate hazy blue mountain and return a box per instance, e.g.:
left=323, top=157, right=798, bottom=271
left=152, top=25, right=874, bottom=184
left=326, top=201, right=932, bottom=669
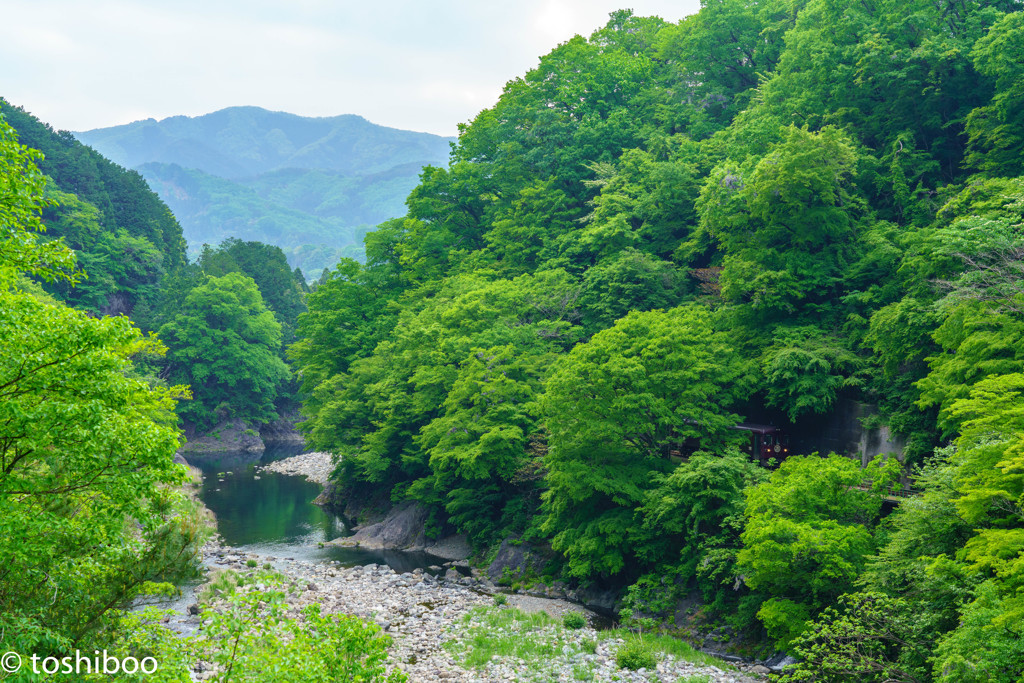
left=75, top=107, right=454, bottom=278
left=75, top=106, right=453, bottom=178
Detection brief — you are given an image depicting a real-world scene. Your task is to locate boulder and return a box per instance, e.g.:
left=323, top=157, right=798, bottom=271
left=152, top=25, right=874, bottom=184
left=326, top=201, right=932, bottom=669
left=335, top=501, right=428, bottom=551
left=177, top=418, right=265, bottom=454
left=487, top=536, right=547, bottom=583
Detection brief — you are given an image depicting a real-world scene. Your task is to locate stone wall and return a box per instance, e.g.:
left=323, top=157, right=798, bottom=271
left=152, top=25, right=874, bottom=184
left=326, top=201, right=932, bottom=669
left=790, top=398, right=905, bottom=463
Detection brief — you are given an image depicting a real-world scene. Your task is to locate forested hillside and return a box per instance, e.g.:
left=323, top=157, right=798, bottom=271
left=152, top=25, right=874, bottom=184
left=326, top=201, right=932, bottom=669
left=0, top=99, right=186, bottom=315
left=0, top=109, right=207, bottom=676
left=1, top=100, right=304, bottom=438
left=292, top=3, right=1024, bottom=679
left=76, top=107, right=455, bottom=278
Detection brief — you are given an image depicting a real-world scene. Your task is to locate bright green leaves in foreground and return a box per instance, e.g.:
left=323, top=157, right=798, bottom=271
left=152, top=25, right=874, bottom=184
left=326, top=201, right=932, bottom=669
left=0, top=289, right=203, bottom=655
left=159, top=272, right=290, bottom=429
left=738, top=455, right=899, bottom=648
left=0, top=112, right=205, bottom=660
left=542, top=305, right=754, bottom=577
left=93, top=576, right=405, bottom=683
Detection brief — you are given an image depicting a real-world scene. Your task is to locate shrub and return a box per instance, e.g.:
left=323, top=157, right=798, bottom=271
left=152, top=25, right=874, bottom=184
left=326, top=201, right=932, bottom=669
left=493, top=593, right=508, bottom=606
left=563, top=611, right=586, bottom=629
left=616, top=638, right=657, bottom=670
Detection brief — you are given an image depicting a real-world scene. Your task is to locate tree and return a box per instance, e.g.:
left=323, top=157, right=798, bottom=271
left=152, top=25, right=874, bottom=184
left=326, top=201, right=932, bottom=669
left=780, top=593, right=934, bottom=683
left=737, top=455, right=899, bottom=647
left=197, top=237, right=307, bottom=336
left=0, top=112, right=204, bottom=661
left=299, top=270, right=581, bottom=542
left=577, top=248, right=682, bottom=334
left=696, top=125, right=865, bottom=318
left=0, top=114, right=75, bottom=282
left=159, top=272, right=290, bottom=430
left=541, top=305, right=754, bottom=577
left=760, top=326, right=865, bottom=421
left=966, top=11, right=1024, bottom=176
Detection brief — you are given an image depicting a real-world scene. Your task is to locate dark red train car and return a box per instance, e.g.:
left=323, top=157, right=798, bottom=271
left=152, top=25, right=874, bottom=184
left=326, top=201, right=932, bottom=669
left=734, top=423, right=789, bottom=466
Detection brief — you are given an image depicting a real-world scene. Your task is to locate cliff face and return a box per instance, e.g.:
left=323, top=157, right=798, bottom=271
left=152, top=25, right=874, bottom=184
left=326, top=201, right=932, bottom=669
left=178, top=418, right=265, bottom=454
left=177, top=412, right=305, bottom=454
left=259, top=413, right=305, bottom=444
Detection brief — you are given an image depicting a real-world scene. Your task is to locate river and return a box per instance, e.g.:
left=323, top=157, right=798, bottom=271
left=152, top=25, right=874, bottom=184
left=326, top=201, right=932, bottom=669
left=142, top=445, right=446, bottom=633
left=187, top=444, right=445, bottom=571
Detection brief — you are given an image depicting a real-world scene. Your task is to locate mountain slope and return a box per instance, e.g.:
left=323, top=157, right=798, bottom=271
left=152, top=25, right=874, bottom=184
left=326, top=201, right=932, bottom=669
left=1, top=99, right=186, bottom=271
left=0, top=99, right=186, bottom=315
left=75, top=106, right=453, bottom=179
left=75, top=107, right=454, bottom=277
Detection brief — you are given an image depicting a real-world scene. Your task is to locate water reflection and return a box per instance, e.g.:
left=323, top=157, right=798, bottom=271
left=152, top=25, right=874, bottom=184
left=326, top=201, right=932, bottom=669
left=185, top=444, right=346, bottom=548
left=182, top=445, right=445, bottom=572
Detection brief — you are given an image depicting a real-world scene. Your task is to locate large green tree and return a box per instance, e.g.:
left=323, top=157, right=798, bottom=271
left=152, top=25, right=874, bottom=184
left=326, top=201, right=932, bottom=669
left=541, top=305, right=754, bottom=577
left=159, top=272, right=290, bottom=430
left=0, top=112, right=204, bottom=662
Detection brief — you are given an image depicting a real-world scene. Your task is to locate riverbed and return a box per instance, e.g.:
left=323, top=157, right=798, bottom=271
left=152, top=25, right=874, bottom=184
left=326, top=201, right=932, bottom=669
left=169, top=449, right=766, bottom=682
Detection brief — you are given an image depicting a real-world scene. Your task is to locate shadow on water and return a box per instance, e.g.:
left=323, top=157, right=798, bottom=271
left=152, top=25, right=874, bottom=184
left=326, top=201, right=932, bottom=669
left=182, top=445, right=447, bottom=572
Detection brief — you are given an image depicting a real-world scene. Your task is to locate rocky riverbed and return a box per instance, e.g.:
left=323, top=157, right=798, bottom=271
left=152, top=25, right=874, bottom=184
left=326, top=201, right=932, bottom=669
left=258, top=450, right=333, bottom=484
left=183, top=451, right=769, bottom=682
left=187, top=540, right=766, bottom=683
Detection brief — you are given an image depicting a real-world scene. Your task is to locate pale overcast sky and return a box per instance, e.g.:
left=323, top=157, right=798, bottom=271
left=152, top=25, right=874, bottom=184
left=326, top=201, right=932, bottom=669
left=1, top=0, right=700, bottom=136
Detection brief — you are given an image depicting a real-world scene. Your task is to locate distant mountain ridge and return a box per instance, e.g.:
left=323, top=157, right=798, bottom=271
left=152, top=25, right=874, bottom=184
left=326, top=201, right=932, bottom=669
left=76, top=106, right=453, bottom=178
left=75, top=107, right=455, bottom=278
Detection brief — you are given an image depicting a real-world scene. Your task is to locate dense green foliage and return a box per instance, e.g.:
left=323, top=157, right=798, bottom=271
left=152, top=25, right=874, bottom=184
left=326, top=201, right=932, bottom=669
left=158, top=272, right=291, bottom=430
left=290, top=2, right=1024, bottom=674
left=1, top=99, right=186, bottom=315
left=131, top=237, right=306, bottom=434
left=76, top=106, right=454, bottom=280
left=0, top=111, right=206, bottom=668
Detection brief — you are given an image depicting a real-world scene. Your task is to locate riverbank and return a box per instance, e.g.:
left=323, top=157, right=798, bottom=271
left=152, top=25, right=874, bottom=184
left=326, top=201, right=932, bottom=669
left=183, top=451, right=768, bottom=681
left=192, top=541, right=765, bottom=682
left=258, top=450, right=333, bottom=484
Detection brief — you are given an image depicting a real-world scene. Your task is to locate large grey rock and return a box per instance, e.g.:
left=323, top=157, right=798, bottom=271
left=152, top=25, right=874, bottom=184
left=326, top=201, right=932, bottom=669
left=576, top=584, right=621, bottom=616
left=260, top=413, right=305, bottom=444
left=337, top=501, right=428, bottom=550
left=177, top=418, right=265, bottom=454
left=765, top=652, right=800, bottom=672
left=487, top=537, right=547, bottom=583
left=329, top=501, right=471, bottom=560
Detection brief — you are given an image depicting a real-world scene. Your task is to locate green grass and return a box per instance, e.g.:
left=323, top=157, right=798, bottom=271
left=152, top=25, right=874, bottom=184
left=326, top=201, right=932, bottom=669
left=443, top=606, right=733, bottom=679
left=573, top=663, right=595, bottom=680
left=615, top=638, right=657, bottom=670
left=197, top=567, right=288, bottom=605
left=443, top=606, right=569, bottom=669
left=563, top=611, right=586, bottom=629
left=601, top=629, right=726, bottom=668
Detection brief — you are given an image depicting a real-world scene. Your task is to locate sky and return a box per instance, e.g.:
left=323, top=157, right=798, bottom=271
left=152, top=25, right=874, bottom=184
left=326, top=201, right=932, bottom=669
left=0, top=0, right=701, bottom=137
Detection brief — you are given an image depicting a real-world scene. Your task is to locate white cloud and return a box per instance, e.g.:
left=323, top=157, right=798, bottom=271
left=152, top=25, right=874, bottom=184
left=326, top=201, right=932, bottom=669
left=0, top=0, right=700, bottom=136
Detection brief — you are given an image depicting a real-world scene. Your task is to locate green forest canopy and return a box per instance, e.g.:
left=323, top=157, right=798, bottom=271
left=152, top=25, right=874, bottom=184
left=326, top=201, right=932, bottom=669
left=291, top=2, right=1024, bottom=679
left=3, top=0, right=1024, bottom=678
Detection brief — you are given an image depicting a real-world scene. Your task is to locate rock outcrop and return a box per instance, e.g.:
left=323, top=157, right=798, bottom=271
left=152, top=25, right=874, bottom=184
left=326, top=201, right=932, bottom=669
left=330, top=501, right=471, bottom=561
left=259, top=413, right=305, bottom=444
left=486, top=536, right=549, bottom=583
left=177, top=418, right=265, bottom=454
